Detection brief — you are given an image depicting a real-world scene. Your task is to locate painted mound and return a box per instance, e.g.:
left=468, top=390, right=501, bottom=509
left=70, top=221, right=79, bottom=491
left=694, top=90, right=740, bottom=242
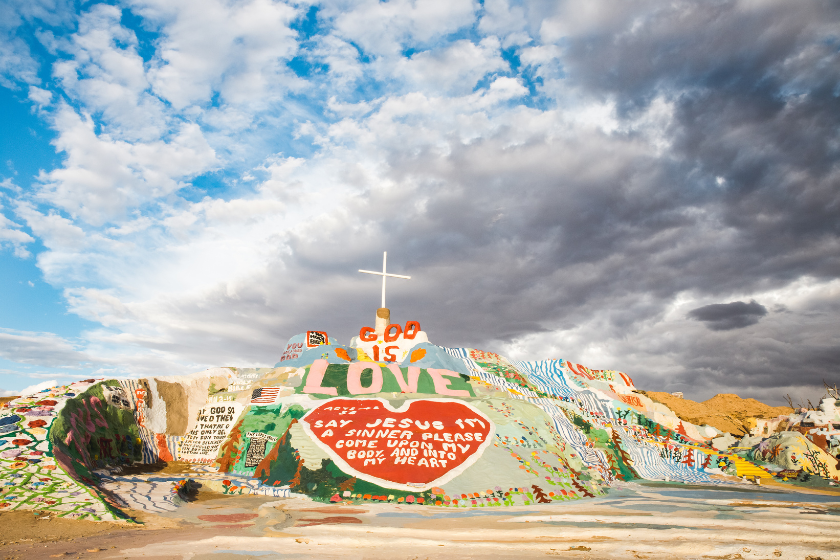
left=1, top=321, right=837, bottom=521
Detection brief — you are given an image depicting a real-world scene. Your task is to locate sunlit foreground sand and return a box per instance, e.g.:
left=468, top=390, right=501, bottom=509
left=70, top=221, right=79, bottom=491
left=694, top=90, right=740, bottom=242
left=2, top=480, right=839, bottom=560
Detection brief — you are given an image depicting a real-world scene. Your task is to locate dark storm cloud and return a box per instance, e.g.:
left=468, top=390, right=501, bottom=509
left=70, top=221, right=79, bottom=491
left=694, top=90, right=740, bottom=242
left=687, top=300, right=768, bottom=331
left=265, top=0, right=840, bottom=403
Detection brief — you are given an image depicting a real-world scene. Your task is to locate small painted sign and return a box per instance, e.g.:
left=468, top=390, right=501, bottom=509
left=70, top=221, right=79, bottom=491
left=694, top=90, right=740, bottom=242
left=244, top=432, right=278, bottom=468
left=279, top=342, right=304, bottom=362
left=307, top=331, right=329, bottom=347
left=180, top=403, right=244, bottom=463
left=299, top=398, right=494, bottom=491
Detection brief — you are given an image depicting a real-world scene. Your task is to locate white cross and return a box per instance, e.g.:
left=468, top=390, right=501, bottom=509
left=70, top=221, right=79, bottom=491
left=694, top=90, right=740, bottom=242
left=359, top=251, right=411, bottom=308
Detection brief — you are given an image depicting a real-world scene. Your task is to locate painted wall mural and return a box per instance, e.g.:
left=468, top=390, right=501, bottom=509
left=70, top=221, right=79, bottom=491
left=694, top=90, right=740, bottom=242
left=1, top=320, right=838, bottom=521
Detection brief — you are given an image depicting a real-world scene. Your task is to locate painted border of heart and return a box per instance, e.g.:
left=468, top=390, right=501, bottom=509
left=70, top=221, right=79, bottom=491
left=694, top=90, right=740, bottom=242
left=299, top=397, right=495, bottom=492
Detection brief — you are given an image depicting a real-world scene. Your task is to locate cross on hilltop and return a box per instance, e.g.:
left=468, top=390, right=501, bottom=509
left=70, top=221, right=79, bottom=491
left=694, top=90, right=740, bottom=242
left=358, top=251, right=410, bottom=309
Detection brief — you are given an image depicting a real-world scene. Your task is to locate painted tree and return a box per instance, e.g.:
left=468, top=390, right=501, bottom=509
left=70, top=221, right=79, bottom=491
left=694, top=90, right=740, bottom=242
left=254, top=419, right=302, bottom=486
left=531, top=484, right=551, bottom=503
left=604, top=447, right=624, bottom=480
left=565, top=464, right=595, bottom=498
left=682, top=449, right=696, bottom=469
left=338, top=477, right=357, bottom=493
left=609, top=430, right=638, bottom=480
left=569, top=476, right=594, bottom=498
left=802, top=448, right=830, bottom=479
left=216, top=418, right=244, bottom=473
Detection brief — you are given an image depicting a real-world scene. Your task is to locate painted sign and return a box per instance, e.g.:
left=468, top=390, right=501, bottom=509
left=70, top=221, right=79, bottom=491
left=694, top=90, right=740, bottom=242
left=102, top=385, right=131, bottom=409
left=353, top=321, right=429, bottom=363
left=134, top=387, right=147, bottom=427
left=299, top=398, right=494, bottom=491
left=244, top=432, right=278, bottom=468
left=307, top=331, right=329, bottom=347
left=180, top=403, right=244, bottom=463
left=279, top=341, right=304, bottom=362
left=298, top=359, right=474, bottom=398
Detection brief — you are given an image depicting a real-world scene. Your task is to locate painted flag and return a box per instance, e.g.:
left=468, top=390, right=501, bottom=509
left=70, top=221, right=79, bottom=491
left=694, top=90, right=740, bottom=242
left=250, top=387, right=281, bottom=405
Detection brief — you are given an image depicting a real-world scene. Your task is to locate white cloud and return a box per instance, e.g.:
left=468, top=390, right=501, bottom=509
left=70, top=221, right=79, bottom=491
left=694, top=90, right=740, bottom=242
left=35, top=104, right=216, bottom=225
left=17, top=203, right=86, bottom=250
left=52, top=4, right=168, bottom=142
left=324, top=0, right=478, bottom=57
left=0, top=201, right=34, bottom=257
left=0, top=328, right=90, bottom=367
left=478, top=0, right=531, bottom=46
left=0, top=215, right=34, bottom=244
left=130, top=0, right=302, bottom=110
left=27, top=85, right=52, bottom=107
left=396, top=37, right=507, bottom=94
left=312, top=34, right=366, bottom=89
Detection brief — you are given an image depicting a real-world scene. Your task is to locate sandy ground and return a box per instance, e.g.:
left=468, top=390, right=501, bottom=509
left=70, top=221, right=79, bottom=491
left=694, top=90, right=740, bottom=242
left=2, top=481, right=840, bottom=560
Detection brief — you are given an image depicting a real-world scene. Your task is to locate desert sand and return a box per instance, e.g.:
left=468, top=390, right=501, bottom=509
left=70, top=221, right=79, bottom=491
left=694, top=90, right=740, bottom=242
left=2, top=480, right=839, bottom=560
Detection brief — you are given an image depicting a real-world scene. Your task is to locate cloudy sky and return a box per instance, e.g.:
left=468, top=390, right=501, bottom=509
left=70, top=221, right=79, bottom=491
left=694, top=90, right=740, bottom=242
left=0, top=0, right=838, bottom=405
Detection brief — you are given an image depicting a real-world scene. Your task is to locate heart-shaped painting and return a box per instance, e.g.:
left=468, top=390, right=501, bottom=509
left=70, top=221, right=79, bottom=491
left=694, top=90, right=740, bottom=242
left=300, top=398, right=494, bottom=492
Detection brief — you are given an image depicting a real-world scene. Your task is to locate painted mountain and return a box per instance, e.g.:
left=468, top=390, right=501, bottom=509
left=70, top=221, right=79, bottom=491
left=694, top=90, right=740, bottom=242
left=1, top=322, right=837, bottom=521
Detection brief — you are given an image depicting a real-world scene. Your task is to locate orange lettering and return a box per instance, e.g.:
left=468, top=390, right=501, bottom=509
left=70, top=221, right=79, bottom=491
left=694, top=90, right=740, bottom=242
left=360, top=326, right=376, bottom=342
left=403, top=321, right=420, bottom=339
left=384, top=324, right=402, bottom=342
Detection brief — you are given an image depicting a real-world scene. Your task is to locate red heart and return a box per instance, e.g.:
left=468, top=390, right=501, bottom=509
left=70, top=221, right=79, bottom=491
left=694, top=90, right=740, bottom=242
left=301, top=398, right=494, bottom=492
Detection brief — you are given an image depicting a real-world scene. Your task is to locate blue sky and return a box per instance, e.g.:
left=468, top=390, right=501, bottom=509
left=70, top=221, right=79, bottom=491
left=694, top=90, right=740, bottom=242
left=0, top=0, right=838, bottom=404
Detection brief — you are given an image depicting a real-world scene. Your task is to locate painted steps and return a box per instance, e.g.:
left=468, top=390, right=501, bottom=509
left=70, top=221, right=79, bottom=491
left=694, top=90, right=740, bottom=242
left=729, top=455, right=772, bottom=478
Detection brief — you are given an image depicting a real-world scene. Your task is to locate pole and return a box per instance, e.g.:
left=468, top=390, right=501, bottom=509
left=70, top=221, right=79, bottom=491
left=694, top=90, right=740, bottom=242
left=382, top=251, right=387, bottom=308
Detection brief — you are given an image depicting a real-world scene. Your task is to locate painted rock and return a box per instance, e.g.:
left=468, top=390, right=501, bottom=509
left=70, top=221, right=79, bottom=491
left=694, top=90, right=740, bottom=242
left=300, top=397, right=494, bottom=492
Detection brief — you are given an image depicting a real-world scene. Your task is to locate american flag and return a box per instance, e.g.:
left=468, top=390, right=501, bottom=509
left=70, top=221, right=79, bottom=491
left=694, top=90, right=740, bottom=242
left=250, top=387, right=281, bottom=405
